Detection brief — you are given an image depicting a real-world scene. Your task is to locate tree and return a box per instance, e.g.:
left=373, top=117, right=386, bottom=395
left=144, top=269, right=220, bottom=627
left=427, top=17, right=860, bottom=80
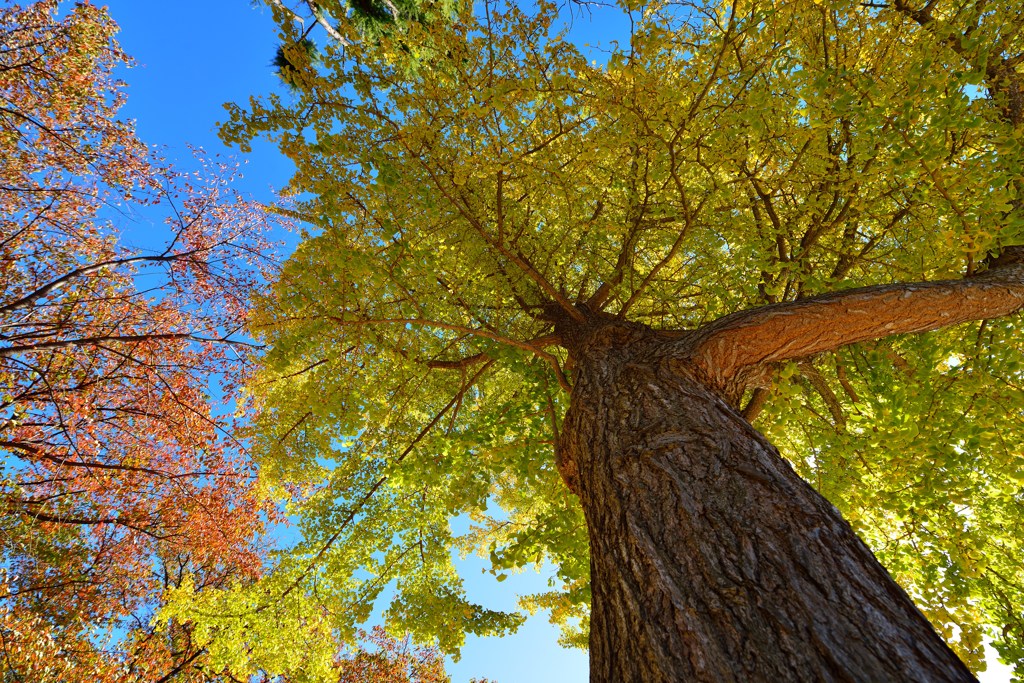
left=0, top=2, right=280, bottom=679
left=264, top=0, right=464, bottom=86
left=335, top=627, right=447, bottom=683
left=180, top=0, right=1024, bottom=680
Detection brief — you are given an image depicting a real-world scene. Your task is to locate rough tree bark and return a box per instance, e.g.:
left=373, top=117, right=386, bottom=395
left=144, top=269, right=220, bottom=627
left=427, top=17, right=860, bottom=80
left=551, top=254, right=1024, bottom=682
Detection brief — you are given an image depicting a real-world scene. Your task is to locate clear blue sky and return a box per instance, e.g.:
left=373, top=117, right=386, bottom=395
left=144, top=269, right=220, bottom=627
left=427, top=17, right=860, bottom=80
left=98, top=2, right=1013, bottom=681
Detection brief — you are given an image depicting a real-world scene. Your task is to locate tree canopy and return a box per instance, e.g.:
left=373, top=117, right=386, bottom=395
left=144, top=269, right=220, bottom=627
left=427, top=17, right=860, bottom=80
left=168, top=0, right=1024, bottom=678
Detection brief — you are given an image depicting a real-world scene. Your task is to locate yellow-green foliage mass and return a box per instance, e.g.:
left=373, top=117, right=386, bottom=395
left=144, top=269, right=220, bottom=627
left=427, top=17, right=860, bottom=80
left=164, top=0, right=1024, bottom=678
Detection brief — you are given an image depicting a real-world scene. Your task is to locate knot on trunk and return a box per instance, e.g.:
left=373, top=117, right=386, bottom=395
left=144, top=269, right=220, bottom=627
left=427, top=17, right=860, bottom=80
left=555, top=442, right=580, bottom=496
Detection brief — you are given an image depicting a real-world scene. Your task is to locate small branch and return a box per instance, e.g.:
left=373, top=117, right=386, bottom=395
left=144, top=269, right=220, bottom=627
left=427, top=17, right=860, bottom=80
left=836, top=361, right=860, bottom=404
left=798, top=361, right=846, bottom=429
left=306, top=1, right=349, bottom=45
left=619, top=216, right=695, bottom=317
left=0, top=250, right=203, bottom=316
left=0, top=332, right=192, bottom=356
left=427, top=352, right=489, bottom=369
left=324, top=316, right=560, bottom=367
left=2, top=440, right=218, bottom=480
left=396, top=127, right=585, bottom=322
left=425, top=333, right=561, bottom=371
left=11, top=506, right=170, bottom=540
left=741, top=387, right=770, bottom=422
left=586, top=197, right=647, bottom=310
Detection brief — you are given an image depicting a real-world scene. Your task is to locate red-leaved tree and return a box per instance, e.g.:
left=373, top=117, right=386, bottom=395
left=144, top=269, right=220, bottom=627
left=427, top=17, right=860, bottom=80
left=335, top=627, right=448, bottom=683
left=0, top=2, right=281, bottom=679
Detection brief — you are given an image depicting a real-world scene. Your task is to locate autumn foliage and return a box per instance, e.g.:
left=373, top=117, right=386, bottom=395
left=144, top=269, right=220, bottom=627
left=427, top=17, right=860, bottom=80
left=0, top=2, right=280, bottom=679
left=335, top=627, right=448, bottom=683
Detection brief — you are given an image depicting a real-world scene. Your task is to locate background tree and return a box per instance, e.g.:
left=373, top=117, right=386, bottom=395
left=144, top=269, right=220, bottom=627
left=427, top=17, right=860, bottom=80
left=0, top=3, right=280, bottom=680
left=336, top=627, right=447, bottom=683
left=172, top=0, right=1024, bottom=679
left=264, top=0, right=465, bottom=86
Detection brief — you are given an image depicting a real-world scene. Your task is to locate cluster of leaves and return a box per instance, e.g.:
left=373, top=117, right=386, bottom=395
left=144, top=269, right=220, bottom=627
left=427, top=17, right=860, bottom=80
left=0, top=2, right=283, bottom=679
left=336, top=627, right=447, bottom=683
left=179, top=0, right=1024, bottom=677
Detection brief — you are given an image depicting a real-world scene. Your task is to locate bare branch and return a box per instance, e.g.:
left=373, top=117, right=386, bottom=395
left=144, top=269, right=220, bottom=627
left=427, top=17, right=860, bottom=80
left=741, top=387, right=770, bottom=422
left=686, top=253, right=1024, bottom=392
left=426, top=352, right=489, bottom=369
left=798, top=361, right=846, bottom=429
left=265, top=0, right=350, bottom=45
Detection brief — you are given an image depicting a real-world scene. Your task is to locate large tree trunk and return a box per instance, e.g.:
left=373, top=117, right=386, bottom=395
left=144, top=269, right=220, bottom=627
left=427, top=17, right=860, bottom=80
left=556, top=320, right=976, bottom=683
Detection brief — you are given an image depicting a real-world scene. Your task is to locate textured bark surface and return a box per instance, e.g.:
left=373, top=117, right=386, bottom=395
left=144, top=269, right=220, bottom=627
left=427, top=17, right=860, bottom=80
left=558, top=321, right=978, bottom=683
left=684, top=261, right=1024, bottom=402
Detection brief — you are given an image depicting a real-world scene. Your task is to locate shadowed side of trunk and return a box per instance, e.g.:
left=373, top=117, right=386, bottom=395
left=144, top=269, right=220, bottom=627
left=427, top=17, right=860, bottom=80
left=558, top=322, right=976, bottom=683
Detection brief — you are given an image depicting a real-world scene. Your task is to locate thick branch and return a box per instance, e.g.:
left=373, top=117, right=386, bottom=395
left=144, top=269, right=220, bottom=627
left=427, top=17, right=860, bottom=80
left=0, top=250, right=201, bottom=316
left=686, top=257, right=1024, bottom=392
left=0, top=332, right=194, bottom=357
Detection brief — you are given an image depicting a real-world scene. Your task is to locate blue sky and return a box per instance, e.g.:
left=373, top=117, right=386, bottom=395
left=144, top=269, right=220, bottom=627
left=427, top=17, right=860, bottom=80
left=98, top=2, right=1014, bottom=681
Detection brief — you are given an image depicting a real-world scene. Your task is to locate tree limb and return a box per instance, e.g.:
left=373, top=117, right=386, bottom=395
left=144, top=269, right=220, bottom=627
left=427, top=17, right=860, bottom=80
left=426, top=352, right=489, bottom=369
left=0, top=250, right=203, bottom=316
left=685, top=252, right=1024, bottom=393
left=741, top=386, right=770, bottom=422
